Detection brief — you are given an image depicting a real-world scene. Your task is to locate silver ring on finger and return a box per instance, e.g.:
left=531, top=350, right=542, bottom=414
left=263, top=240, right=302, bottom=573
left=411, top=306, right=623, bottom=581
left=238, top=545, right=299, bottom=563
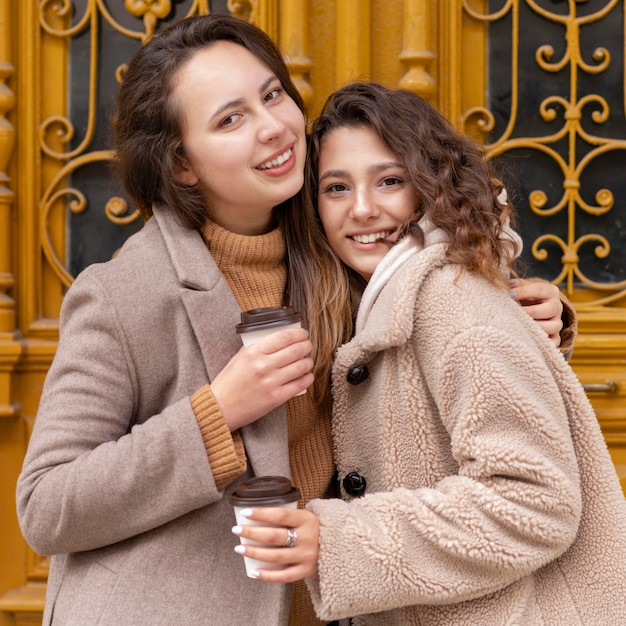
left=283, top=527, right=297, bottom=548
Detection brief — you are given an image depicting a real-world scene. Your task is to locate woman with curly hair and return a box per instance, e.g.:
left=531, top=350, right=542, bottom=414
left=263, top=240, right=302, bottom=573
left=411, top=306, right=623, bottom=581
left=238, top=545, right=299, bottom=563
left=233, top=82, right=626, bottom=625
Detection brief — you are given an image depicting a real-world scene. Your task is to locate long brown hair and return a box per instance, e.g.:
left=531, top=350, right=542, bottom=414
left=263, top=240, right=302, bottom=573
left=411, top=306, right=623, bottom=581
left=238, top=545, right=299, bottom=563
left=112, top=14, right=349, bottom=404
left=282, top=189, right=355, bottom=403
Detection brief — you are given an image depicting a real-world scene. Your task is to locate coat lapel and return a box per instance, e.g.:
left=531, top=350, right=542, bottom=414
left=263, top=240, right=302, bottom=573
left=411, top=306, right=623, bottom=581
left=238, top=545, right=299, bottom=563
left=153, top=207, right=290, bottom=478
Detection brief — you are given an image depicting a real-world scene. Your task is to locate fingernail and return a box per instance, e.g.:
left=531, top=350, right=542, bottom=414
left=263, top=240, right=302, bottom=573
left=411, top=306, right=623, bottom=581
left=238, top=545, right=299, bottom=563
left=509, top=291, right=517, bottom=299
left=239, top=508, right=253, bottom=518
left=249, top=570, right=260, bottom=579
left=231, top=525, right=243, bottom=535
left=509, top=279, right=518, bottom=288
left=234, top=545, right=246, bottom=554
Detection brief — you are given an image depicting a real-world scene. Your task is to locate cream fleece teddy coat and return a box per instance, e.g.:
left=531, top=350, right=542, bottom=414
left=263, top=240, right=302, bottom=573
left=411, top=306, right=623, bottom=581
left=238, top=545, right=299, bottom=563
left=306, top=234, right=626, bottom=625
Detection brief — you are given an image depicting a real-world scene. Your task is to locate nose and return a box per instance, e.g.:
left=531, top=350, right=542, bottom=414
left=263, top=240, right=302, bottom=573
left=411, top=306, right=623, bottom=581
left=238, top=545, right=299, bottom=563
left=350, top=186, right=380, bottom=221
left=258, top=107, right=286, bottom=143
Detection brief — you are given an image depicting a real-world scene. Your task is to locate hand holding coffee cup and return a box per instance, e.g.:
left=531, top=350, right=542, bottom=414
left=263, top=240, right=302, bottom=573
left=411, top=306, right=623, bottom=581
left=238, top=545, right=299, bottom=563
left=230, top=476, right=301, bottom=578
left=210, top=307, right=312, bottom=431
left=237, top=307, right=309, bottom=396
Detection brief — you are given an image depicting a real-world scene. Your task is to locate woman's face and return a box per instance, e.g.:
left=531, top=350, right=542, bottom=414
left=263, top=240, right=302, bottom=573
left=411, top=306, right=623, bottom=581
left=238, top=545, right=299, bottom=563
left=317, top=126, right=419, bottom=281
left=173, top=41, right=306, bottom=235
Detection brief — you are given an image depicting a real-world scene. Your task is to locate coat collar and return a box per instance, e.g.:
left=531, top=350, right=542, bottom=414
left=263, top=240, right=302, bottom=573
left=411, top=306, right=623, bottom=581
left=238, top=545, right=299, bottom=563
left=356, top=218, right=450, bottom=333
left=353, top=215, right=522, bottom=350
left=153, top=206, right=241, bottom=381
left=347, top=242, right=448, bottom=355
left=152, top=206, right=291, bottom=478
left=153, top=205, right=222, bottom=291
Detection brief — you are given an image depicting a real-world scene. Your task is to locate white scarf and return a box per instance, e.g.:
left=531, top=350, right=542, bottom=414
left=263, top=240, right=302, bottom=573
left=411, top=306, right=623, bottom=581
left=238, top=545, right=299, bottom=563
left=355, top=215, right=523, bottom=334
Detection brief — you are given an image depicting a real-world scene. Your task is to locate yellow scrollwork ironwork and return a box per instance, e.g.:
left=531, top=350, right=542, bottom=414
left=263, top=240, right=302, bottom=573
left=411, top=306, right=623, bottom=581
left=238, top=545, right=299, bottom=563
left=40, top=150, right=115, bottom=288
left=461, top=0, right=626, bottom=307
left=125, top=0, right=171, bottom=37
left=228, top=0, right=255, bottom=22
left=37, top=0, right=216, bottom=287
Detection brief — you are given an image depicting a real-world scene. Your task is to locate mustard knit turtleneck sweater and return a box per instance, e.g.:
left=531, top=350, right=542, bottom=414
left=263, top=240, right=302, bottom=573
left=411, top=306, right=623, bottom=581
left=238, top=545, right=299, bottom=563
left=189, top=219, right=335, bottom=626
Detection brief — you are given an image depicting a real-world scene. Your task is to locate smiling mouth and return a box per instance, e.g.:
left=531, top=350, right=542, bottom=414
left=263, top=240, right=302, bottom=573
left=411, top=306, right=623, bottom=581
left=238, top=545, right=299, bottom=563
left=258, top=148, right=293, bottom=170
left=350, top=230, right=394, bottom=244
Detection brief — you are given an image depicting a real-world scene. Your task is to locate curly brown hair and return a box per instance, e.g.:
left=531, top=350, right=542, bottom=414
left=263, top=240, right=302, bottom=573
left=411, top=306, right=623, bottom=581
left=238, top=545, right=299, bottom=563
left=297, top=82, right=514, bottom=366
left=305, top=82, right=518, bottom=295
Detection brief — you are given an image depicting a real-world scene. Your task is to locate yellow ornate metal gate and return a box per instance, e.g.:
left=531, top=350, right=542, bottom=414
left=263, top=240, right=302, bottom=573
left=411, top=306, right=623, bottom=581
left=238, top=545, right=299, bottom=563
left=0, top=1, right=624, bottom=623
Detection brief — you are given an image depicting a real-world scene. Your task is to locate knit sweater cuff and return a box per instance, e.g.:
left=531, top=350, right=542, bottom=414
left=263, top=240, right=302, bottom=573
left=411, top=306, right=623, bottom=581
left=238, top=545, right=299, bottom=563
left=190, top=385, right=247, bottom=490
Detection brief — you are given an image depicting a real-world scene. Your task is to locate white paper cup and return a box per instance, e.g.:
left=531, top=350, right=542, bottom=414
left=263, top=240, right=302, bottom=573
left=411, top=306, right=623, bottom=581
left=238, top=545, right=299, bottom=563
left=230, top=476, right=301, bottom=578
left=233, top=501, right=299, bottom=576
left=236, top=307, right=307, bottom=396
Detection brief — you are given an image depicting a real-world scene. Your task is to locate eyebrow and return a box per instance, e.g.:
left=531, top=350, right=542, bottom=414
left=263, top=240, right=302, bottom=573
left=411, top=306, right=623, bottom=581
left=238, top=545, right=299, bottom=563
left=319, top=161, right=404, bottom=183
left=209, top=75, right=279, bottom=122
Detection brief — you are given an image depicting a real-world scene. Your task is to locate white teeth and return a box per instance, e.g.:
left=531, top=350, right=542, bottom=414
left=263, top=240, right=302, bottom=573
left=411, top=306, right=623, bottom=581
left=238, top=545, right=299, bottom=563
left=259, top=148, right=292, bottom=170
left=351, top=231, right=391, bottom=244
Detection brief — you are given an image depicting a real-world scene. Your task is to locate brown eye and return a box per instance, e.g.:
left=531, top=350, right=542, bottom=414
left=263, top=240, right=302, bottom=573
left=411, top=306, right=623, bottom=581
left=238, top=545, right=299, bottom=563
left=219, top=113, right=242, bottom=128
left=264, top=87, right=282, bottom=102
left=326, top=183, right=348, bottom=193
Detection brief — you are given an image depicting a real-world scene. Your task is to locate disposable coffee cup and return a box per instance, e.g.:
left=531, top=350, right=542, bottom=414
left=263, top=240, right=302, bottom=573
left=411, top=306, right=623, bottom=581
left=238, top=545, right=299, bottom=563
left=236, top=306, right=303, bottom=347
left=236, top=307, right=307, bottom=396
left=229, top=475, right=301, bottom=577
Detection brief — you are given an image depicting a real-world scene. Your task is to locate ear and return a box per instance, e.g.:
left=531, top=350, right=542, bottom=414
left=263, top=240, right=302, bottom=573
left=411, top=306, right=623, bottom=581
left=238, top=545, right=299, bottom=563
left=175, top=159, right=199, bottom=186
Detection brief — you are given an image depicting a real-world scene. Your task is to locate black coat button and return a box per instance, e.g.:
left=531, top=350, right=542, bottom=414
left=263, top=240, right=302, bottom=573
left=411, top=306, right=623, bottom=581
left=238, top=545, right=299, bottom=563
left=347, top=365, right=369, bottom=385
left=342, top=472, right=367, bottom=497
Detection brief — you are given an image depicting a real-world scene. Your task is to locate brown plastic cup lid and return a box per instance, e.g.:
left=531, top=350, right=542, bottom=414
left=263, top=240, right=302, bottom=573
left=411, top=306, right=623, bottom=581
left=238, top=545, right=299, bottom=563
left=236, top=307, right=302, bottom=334
left=229, top=475, right=301, bottom=507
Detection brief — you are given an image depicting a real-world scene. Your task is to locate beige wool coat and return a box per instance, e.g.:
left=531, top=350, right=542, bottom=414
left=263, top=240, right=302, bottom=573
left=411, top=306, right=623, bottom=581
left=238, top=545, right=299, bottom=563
left=306, top=236, right=626, bottom=625
left=16, top=207, right=294, bottom=625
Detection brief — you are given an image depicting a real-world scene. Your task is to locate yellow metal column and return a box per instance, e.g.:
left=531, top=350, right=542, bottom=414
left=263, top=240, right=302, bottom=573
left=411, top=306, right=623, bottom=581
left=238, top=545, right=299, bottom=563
left=0, top=0, right=17, bottom=342
left=336, top=0, right=371, bottom=84
left=279, top=0, right=313, bottom=109
left=398, top=0, right=436, bottom=100
left=0, top=0, right=26, bottom=623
